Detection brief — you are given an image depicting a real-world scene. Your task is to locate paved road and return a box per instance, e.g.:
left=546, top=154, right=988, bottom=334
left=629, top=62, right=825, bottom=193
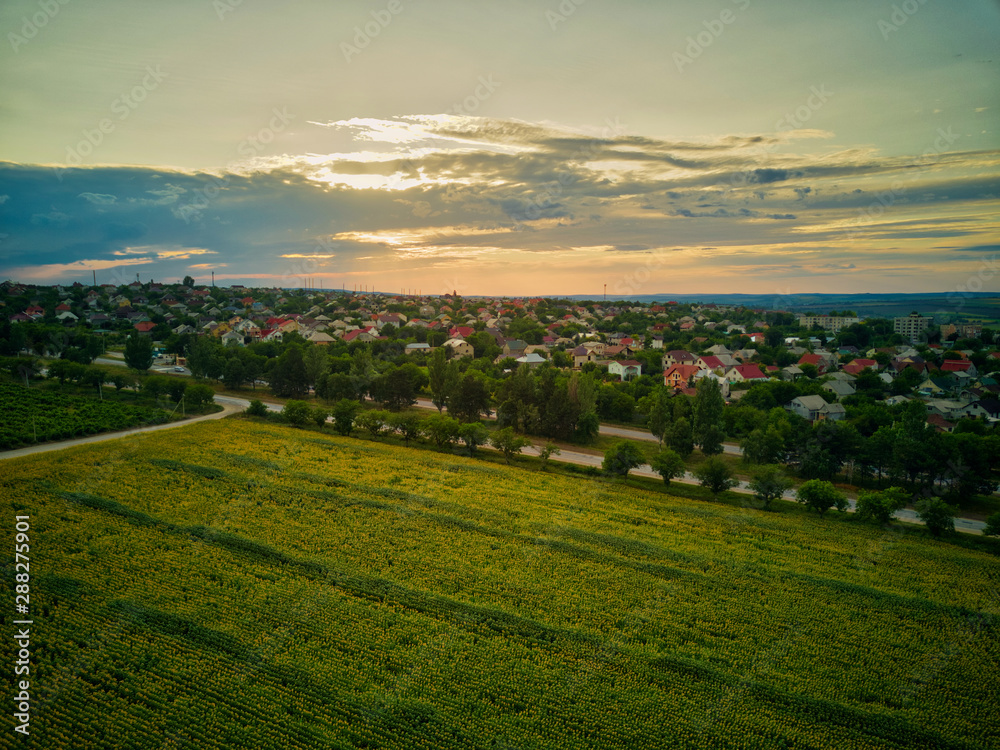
left=0, top=396, right=245, bottom=461
left=12, top=374, right=986, bottom=534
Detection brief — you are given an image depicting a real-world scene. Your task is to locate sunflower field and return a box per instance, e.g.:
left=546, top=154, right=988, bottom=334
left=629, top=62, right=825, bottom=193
left=1, top=419, right=997, bottom=749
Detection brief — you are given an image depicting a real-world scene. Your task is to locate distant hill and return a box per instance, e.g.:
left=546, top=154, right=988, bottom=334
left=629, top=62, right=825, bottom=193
left=564, top=292, right=1000, bottom=321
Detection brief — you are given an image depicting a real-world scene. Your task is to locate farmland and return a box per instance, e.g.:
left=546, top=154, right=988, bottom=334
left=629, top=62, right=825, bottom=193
left=2, top=419, right=998, bottom=749
left=0, top=381, right=169, bottom=449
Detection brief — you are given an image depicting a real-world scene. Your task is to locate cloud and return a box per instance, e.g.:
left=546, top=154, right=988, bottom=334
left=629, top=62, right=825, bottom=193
left=0, top=115, right=997, bottom=291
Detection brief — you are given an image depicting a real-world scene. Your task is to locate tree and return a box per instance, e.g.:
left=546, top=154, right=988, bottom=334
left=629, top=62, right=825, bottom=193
left=647, top=387, right=673, bottom=447
left=747, top=465, right=792, bottom=510
left=855, top=486, right=908, bottom=525
left=330, top=399, right=360, bottom=435
left=246, top=399, right=269, bottom=417
left=187, top=336, right=223, bottom=380
left=795, top=480, right=848, bottom=515
left=389, top=413, right=422, bottom=445
left=283, top=399, right=313, bottom=428
left=741, top=427, right=784, bottom=465
left=915, top=496, right=956, bottom=537
left=422, top=414, right=461, bottom=449
left=312, top=406, right=329, bottom=428
left=356, top=410, right=391, bottom=438
left=185, top=383, right=216, bottom=409
left=602, top=441, right=645, bottom=480
left=124, top=332, right=153, bottom=373
left=694, top=456, right=738, bottom=497
left=983, top=512, right=1000, bottom=537
left=574, top=410, right=600, bottom=443
left=538, top=442, right=561, bottom=471
left=270, top=346, right=310, bottom=398
left=303, top=345, right=330, bottom=389
left=649, top=448, right=685, bottom=486
left=692, top=377, right=725, bottom=453
left=428, top=348, right=459, bottom=413
left=223, top=357, right=246, bottom=390
left=182, top=275, right=195, bottom=287
left=449, top=372, right=493, bottom=423
left=489, top=427, right=530, bottom=464
left=371, top=363, right=427, bottom=411
left=667, top=417, right=694, bottom=458
left=458, top=422, right=490, bottom=456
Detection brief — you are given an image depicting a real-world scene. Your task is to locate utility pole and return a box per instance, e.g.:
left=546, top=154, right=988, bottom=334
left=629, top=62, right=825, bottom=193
left=604, top=284, right=606, bottom=302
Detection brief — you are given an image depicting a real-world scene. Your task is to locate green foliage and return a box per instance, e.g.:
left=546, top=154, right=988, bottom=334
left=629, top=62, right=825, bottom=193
left=245, top=399, right=269, bottom=417
left=602, top=441, right=645, bottom=479
left=184, top=383, right=216, bottom=409
left=692, top=378, right=725, bottom=453
left=747, top=465, right=792, bottom=510
left=983, top=512, right=1000, bottom=537
left=667, top=417, right=694, bottom=458
left=422, top=414, right=461, bottom=449
left=489, top=427, right=531, bottom=464
left=796, top=480, right=848, bottom=515
left=388, top=413, right=422, bottom=445
left=647, top=387, right=673, bottom=446
left=312, top=406, right=329, bottom=428
left=450, top=371, right=493, bottom=423
left=458, top=421, right=490, bottom=455
left=331, top=399, right=361, bottom=436
left=537, top=442, right=561, bottom=471
left=915, top=496, right=956, bottom=537
left=356, top=409, right=391, bottom=438
left=0, top=381, right=167, bottom=448
left=282, top=400, right=313, bottom=428
left=649, top=448, right=685, bottom=486
left=428, top=348, right=459, bottom=413
left=855, top=487, right=908, bottom=525
left=694, top=456, right=738, bottom=497
left=124, top=332, right=153, bottom=373
left=270, top=346, right=310, bottom=398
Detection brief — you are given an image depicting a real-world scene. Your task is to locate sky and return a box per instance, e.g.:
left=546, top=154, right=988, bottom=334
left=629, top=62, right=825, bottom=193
left=1, top=0, right=998, bottom=297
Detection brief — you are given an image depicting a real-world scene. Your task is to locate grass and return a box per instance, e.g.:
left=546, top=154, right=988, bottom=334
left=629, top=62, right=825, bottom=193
left=6, top=418, right=997, bottom=748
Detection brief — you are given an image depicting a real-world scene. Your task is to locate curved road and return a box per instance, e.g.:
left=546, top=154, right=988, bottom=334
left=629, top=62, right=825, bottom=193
left=3, top=391, right=985, bottom=534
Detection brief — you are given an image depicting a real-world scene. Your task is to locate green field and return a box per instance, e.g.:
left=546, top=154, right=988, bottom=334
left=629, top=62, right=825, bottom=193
left=3, top=419, right=998, bottom=749
left=0, top=381, right=170, bottom=449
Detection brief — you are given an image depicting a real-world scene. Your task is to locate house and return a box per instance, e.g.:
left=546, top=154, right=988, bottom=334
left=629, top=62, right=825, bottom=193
left=786, top=395, right=844, bottom=422
left=725, top=364, right=768, bottom=383
left=940, top=359, right=977, bottom=378
left=571, top=345, right=602, bottom=368
left=342, top=327, right=377, bottom=343
left=443, top=338, right=474, bottom=358
left=926, top=414, right=955, bottom=433
left=953, top=398, right=1000, bottom=422
left=405, top=342, right=431, bottom=354
left=306, top=331, right=335, bottom=346
left=515, top=352, right=547, bottom=368
left=781, top=365, right=804, bottom=381
left=664, top=364, right=701, bottom=389
left=696, top=355, right=726, bottom=372
left=133, top=321, right=156, bottom=335
left=798, top=353, right=829, bottom=374
left=502, top=339, right=528, bottom=358
left=662, top=350, right=697, bottom=368
left=822, top=380, right=856, bottom=399
left=608, top=359, right=642, bottom=381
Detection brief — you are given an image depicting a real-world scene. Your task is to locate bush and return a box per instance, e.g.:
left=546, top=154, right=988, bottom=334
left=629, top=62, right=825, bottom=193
left=694, top=456, right=738, bottom=497
left=246, top=399, right=269, bottom=417
left=283, top=400, right=313, bottom=428
left=538, top=442, right=561, bottom=471
left=422, top=414, right=461, bottom=449
left=312, top=406, right=329, bottom=428
left=602, top=441, right=645, bottom=480
left=356, top=410, right=391, bottom=438
left=747, top=465, right=792, bottom=510
left=649, top=448, right=685, bottom=486
left=459, top=422, right=490, bottom=456
left=489, top=427, right=530, bottom=465
left=185, top=383, right=216, bottom=409
left=915, top=497, right=956, bottom=538
left=983, top=512, right=1000, bottom=537
left=332, top=399, right=361, bottom=436
left=855, top=487, right=908, bottom=525
left=796, top=480, right=848, bottom=515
